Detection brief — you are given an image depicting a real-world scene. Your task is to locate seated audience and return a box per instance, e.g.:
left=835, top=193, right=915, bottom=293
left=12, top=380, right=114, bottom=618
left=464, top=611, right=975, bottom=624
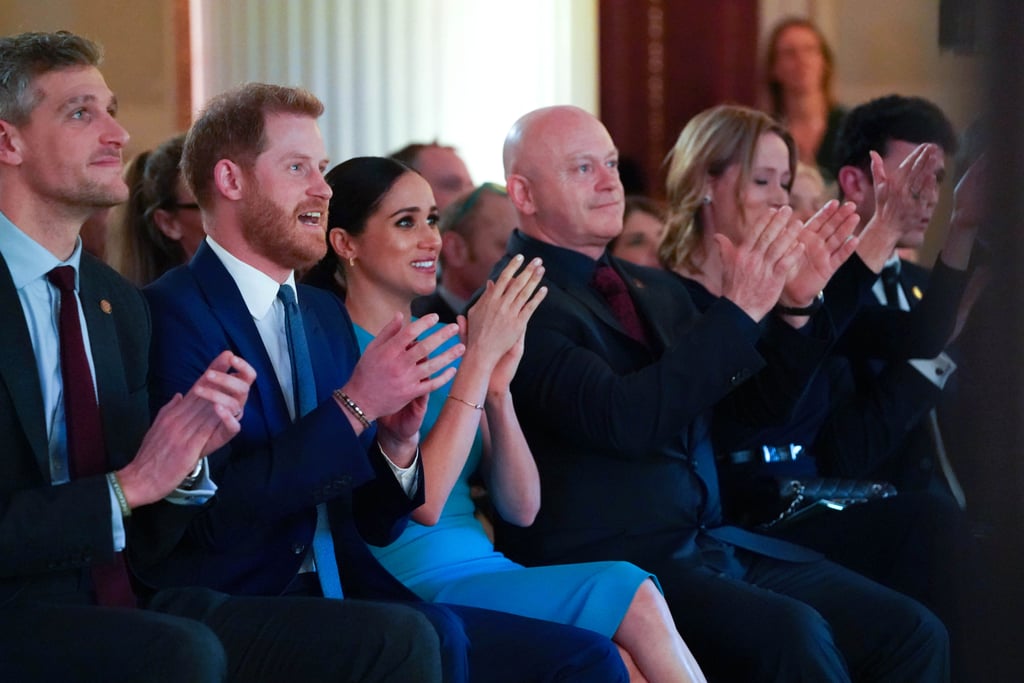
left=609, top=196, right=666, bottom=268
left=657, top=102, right=975, bottom=626
left=411, top=182, right=517, bottom=323
left=819, top=95, right=980, bottom=496
left=764, top=17, right=846, bottom=179
left=139, top=82, right=629, bottom=683
left=0, top=30, right=445, bottom=683
left=492, top=104, right=949, bottom=682
left=108, top=134, right=204, bottom=285
left=310, top=155, right=707, bottom=683
left=391, top=141, right=474, bottom=210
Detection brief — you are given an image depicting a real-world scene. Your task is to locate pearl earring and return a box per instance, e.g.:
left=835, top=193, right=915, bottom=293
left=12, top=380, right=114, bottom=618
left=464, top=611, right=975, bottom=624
left=701, top=195, right=712, bottom=206
left=348, top=257, right=356, bottom=267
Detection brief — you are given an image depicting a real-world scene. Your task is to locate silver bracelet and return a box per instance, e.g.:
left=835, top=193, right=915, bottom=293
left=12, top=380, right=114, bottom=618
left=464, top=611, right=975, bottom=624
left=107, top=472, right=131, bottom=518
left=334, top=389, right=371, bottom=429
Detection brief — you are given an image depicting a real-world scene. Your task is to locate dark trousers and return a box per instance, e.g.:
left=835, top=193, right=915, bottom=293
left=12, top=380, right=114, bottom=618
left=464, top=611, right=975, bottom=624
left=1, top=601, right=228, bottom=683
left=651, top=552, right=949, bottom=683
left=426, top=602, right=628, bottom=683
left=155, top=585, right=626, bottom=683
left=149, top=587, right=442, bottom=682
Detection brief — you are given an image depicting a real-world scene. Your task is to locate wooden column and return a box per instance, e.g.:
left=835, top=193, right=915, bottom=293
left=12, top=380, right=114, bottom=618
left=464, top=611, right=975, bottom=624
left=599, top=0, right=759, bottom=197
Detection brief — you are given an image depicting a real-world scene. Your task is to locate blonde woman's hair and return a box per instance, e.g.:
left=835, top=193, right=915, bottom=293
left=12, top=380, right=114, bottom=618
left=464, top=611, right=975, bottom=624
left=659, top=104, right=795, bottom=272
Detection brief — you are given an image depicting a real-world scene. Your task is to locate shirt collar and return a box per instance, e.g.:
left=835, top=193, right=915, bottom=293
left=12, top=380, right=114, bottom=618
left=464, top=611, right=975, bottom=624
left=0, top=210, right=83, bottom=290
left=205, top=236, right=296, bottom=320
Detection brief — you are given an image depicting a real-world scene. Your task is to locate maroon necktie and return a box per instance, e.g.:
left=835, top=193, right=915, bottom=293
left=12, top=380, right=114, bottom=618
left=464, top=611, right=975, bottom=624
left=47, top=266, right=136, bottom=608
left=590, top=263, right=649, bottom=345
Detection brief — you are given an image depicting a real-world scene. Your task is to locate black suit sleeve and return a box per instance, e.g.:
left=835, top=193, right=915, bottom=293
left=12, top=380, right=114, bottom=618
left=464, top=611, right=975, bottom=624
left=811, top=358, right=943, bottom=478
left=836, top=259, right=969, bottom=360
left=513, top=288, right=767, bottom=459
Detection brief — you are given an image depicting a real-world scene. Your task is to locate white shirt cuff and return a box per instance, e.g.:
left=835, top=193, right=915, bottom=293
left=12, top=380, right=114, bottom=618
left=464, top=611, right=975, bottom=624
left=107, top=483, right=126, bottom=552
left=380, top=444, right=421, bottom=497
left=909, top=352, right=957, bottom=389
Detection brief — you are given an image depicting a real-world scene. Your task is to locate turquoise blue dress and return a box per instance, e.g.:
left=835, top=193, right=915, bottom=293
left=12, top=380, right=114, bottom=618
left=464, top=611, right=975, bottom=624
left=356, top=323, right=654, bottom=637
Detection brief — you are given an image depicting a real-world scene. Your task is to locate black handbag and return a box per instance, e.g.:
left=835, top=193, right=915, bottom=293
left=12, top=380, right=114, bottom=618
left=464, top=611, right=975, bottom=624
left=762, top=477, right=898, bottom=528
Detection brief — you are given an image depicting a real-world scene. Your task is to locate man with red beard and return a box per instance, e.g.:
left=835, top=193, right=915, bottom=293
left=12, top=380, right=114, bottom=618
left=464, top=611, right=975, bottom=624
left=139, top=83, right=629, bottom=683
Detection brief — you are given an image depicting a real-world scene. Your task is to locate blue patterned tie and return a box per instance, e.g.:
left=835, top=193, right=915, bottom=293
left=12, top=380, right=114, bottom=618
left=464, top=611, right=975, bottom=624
left=278, top=284, right=344, bottom=598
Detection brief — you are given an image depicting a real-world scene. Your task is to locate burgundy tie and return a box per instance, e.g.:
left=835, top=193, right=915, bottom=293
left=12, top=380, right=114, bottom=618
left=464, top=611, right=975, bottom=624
left=590, top=263, right=649, bottom=345
left=47, top=266, right=136, bottom=608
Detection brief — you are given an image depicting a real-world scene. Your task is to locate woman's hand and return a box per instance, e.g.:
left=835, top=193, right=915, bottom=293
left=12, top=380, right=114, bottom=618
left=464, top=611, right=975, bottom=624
left=463, top=255, right=547, bottom=386
left=781, top=199, right=860, bottom=307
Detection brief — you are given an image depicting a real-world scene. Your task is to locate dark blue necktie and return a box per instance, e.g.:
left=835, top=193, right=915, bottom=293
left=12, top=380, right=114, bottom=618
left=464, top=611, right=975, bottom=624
left=278, top=284, right=343, bottom=598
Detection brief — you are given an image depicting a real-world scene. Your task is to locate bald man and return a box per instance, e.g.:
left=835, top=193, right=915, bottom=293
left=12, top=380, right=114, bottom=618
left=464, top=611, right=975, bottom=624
left=493, top=105, right=949, bottom=683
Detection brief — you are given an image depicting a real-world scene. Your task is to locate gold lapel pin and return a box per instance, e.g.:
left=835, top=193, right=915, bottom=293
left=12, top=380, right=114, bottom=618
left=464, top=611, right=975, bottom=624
left=100, top=299, right=112, bottom=314
left=911, top=286, right=923, bottom=301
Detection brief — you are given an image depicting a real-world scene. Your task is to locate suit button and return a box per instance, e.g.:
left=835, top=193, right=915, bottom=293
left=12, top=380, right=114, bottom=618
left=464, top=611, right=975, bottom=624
left=292, top=543, right=306, bottom=555
left=729, top=371, right=746, bottom=385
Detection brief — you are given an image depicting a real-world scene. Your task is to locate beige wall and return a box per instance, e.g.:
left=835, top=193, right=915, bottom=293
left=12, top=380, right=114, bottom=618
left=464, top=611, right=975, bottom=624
left=3, top=1, right=980, bottom=263
left=0, top=0, right=181, bottom=159
left=761, top=0, right=983, bottom=263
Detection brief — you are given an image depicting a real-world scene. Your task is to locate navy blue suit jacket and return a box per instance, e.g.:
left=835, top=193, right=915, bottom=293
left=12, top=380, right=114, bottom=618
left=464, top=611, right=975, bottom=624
left=495, top=231, right=826, bottom=574
left=131, top=242, right=419, bottom=601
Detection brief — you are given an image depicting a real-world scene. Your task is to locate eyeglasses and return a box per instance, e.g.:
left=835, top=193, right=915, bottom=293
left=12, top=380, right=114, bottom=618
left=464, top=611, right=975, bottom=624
left=445, top=182, right=506, bottom=232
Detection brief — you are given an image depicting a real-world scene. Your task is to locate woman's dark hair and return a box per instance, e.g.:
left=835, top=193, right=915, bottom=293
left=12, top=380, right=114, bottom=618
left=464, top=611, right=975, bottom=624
left=302, top=156, right=415, bottom=293
left=110, top=133, right=188, bottom=285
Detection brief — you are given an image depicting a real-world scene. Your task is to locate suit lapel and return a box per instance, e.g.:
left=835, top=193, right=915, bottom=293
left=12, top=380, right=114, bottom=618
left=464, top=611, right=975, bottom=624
left=79, top=257, right=130, bottom=468
left=0, top=254, right=48, bottom=475
left=190, top=244, right=292, bottom=433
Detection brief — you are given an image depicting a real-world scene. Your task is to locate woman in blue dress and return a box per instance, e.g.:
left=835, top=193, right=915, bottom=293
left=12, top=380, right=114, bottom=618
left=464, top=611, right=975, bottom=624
left=304, top=156, right=706, bottom=683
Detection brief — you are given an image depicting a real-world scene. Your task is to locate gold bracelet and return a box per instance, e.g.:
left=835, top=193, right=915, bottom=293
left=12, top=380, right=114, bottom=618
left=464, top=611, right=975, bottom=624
left=447, top=394, right=483, bottom=410
left=106, top=472, right=131, bottom=518
left=333, top=389, right=371, bottom=429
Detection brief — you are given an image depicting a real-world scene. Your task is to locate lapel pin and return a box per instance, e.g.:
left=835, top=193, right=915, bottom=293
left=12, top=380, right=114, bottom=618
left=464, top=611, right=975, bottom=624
left=632, top=278, right=645, bottom=289
left=911, top=286, right=923, bottom=301
left=100, top=299, right=112, bottom=314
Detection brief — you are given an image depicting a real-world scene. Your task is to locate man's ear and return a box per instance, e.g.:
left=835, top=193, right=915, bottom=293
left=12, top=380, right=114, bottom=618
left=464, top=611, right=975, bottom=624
left=328, top=227, right=357, bottom=261
left=152, top=208, right=183, bottom=241
left=213, top=159, right=245, bottom=201
left=505, top=174, right=536, bottom=216
left=0, top=120, right=25, bottom=166
left=837, top=165, right=869, bottom=204
left=440, top=232, right=468, bottom=268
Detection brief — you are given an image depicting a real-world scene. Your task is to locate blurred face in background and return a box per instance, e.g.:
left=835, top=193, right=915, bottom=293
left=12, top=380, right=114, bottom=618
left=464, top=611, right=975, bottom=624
left=415, top=146, right=473, bottom=211
left=788, top=164, right=826, bottom=223
left=612, top=207, right=664, bottom=268
left=772, top=24, right=827, bottom=97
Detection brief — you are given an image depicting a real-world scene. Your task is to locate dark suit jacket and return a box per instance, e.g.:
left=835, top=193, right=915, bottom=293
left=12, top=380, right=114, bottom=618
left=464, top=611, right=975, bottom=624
left=132, top=242, right=420, bottom=601
left=0, top=252, right=150, bottom=606
left=411, top=291, right=460, bottom=324
left=814, top=258, right=968, bottom=489
left=495, top=231, right=827, bottom=574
